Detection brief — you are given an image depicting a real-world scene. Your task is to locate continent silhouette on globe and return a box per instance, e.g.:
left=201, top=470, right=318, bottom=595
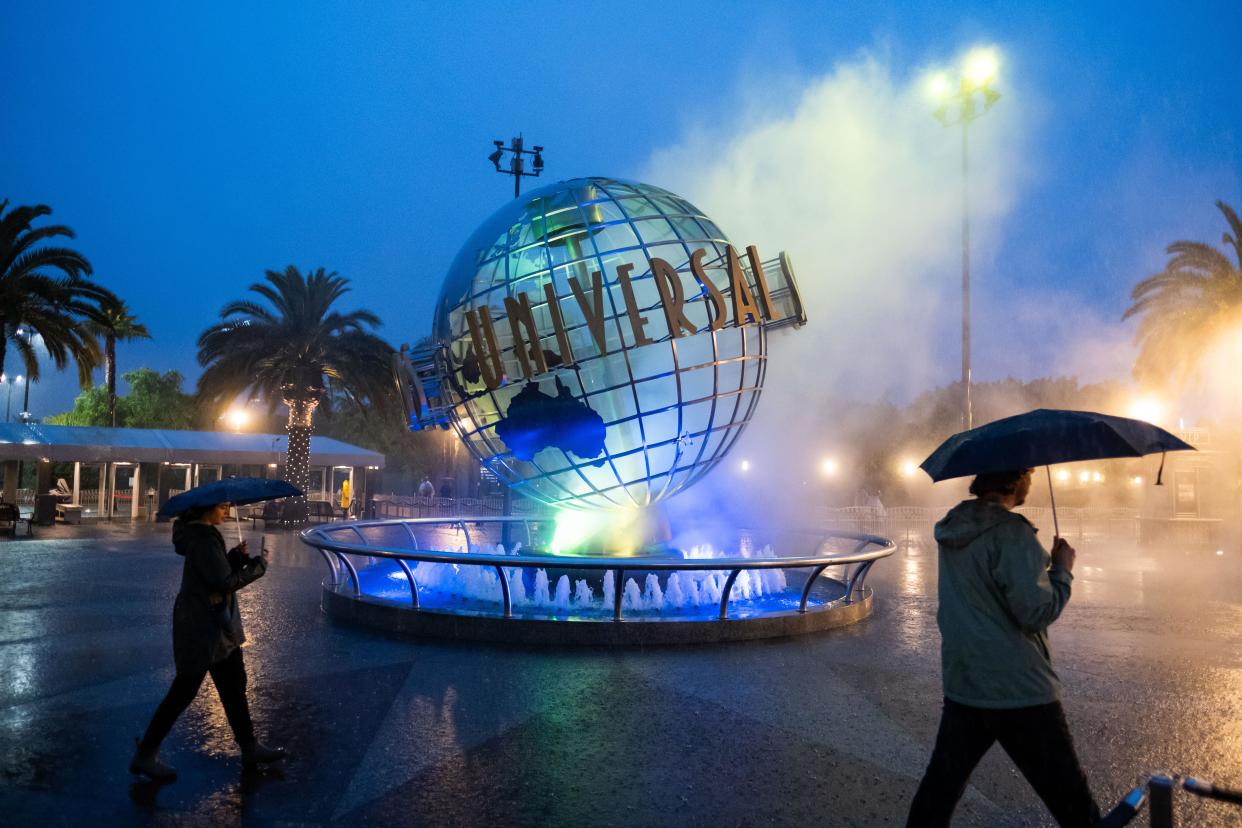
left=425, top=176, right=803, bottom=511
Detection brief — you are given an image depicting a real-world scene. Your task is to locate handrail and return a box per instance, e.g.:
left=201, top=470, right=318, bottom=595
left=300, top=517, right=895, bottom=621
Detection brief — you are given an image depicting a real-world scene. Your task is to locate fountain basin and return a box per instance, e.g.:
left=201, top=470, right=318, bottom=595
left=301, top=517, right=895, bottom=646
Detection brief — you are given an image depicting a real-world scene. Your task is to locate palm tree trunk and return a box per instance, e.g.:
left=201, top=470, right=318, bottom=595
left=284, top=396, right=318, bottom=524
left=105, top=335, right=116, bottom=427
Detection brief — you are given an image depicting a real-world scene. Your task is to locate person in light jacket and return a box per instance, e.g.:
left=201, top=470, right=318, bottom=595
left=906, top=468, right=1098, bottom=827
left=130, top=501, right=285, bottom=782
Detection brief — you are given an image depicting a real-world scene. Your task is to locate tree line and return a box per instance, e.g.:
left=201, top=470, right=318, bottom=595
left=7, top=196, right=1241, bottom=521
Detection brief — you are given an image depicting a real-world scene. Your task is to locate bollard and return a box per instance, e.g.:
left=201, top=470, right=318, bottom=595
left=1096, top=784, right=1147, bottom=828
left=1148, top=775, right=1175, bottom=828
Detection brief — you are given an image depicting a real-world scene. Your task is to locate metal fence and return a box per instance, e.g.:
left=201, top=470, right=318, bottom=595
left=370, top=494, right=552, bottom=520
left=821, top=506, right=1221, bottom=547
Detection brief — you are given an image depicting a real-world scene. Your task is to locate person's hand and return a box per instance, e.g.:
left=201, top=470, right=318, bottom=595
left=1051, top=536, right=1076, bottom=572
left=233, top=539, right=249, bottom=556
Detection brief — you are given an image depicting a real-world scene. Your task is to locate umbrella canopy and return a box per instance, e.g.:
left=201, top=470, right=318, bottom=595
left=158, top=477, right=303, bottom=517
left=920, top=408, right=1195, bottom=482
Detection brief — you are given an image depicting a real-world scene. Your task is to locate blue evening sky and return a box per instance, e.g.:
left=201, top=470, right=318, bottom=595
left=2, top=1, right=1239, bottom=417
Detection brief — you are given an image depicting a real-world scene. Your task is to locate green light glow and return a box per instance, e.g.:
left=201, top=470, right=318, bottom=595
left=549, top=507, right=645, bottom=556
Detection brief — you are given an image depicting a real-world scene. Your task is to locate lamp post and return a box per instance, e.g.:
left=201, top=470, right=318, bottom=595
left=931, top=48, right=1001, bottom=431
left=15, top=328, right=34, bottom=423
left=488, top=135, right=545, bottom=199
left=1, top=373, right=23, bottom=422
left=224, top=408, right=250, bottom=434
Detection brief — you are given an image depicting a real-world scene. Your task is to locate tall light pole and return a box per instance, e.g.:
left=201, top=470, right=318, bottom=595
left=15, top=327, right=34, bottom=423
left=488, top=135, right=545, bottom=199
left=931, top=48, right=1001, bottom=430
left=1, top=373, right=22, bottom=422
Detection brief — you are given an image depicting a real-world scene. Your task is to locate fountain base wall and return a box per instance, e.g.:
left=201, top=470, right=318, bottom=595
left=320, top=580, right=874, bottom=646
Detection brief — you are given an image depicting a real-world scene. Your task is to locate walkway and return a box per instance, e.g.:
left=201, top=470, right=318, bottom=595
left=1, top=525, right=1240, bottom=825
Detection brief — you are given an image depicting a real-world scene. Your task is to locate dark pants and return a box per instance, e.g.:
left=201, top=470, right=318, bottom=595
left=140, top=648, right=255, bottom=751
left=907, top=698, right=1099, bottom=828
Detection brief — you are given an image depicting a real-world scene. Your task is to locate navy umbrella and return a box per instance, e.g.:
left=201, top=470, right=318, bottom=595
left=920, top=408, right=1195, bottom=534
left=159, top=477, right=302, bottom=541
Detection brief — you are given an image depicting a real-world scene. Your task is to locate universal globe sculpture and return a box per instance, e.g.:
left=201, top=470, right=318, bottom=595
left=309, top=178, right=897, bottom=645
left=397, top=177, right=804, bottom=511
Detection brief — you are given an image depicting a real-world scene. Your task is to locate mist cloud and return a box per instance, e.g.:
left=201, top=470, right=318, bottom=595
left=641, top=48, right=1039, bottom=523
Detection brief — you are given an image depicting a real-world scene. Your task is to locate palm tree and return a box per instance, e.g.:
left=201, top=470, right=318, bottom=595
left=1123, top=200, right=1242, bottom=385
left=87, top=298, right=151, bottom=426
left=197, top=266, right=395, bottom=521
left=0, top=200, right=108, bottom=386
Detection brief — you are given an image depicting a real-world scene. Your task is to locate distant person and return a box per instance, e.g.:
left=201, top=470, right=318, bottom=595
left=906, top=469, right=1097, bottom=827
left=338, top=478, right=352, bottom=517
left=130, top=501, right=286, bottom=782
left=418, top=477, right=434, bottom=498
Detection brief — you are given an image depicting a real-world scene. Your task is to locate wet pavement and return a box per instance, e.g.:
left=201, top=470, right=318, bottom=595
left=1, top=523, right=1241, bottom=826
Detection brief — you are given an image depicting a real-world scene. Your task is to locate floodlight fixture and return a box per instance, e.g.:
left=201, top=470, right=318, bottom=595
left=488, top=134, right=546, bottom=198
left=964, top=48, right=1000, bottom=88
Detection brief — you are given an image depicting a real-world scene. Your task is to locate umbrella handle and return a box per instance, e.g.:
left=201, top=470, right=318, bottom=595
left=1045, top=466, right=1060, bottom=537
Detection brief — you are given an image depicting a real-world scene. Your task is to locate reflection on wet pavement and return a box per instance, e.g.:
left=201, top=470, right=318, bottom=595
left=0, top=525, right=1240, bottom=826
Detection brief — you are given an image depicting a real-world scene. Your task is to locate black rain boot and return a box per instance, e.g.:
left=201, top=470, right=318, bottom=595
left=241, top=740, right=287, bottom=768
left=129, top=737, right=177, bottom=782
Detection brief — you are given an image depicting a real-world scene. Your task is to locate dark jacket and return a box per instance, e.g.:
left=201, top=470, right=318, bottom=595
left=934, top=499, right=1073, bottom=708
left=171, top=521, right=266, bottom=675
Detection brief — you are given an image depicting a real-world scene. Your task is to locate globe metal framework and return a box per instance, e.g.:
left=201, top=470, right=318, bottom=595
left=401, top=177, right=803, bottom=511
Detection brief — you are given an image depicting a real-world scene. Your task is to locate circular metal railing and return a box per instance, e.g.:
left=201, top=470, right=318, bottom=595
left=301, top=517, right=895, bottom=622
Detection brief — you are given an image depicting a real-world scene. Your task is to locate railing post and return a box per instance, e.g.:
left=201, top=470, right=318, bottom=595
left=335, top=551, right=361, bottom=596
left=1148, top=775, right=1175, bottom=828
left=395, top=558, right=420, bottom=608
left=495, top=565, right=512, bottom=618
left=400, top=521, right=420, bottom=550
left=612, top=569, right=625, bottom=621
left=718, top=569, right=741, bottom=619
left=799, top=565, right=830, bottom=613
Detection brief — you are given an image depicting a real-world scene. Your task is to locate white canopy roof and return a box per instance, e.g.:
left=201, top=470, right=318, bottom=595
left=0, top=423, right=384, bottom=467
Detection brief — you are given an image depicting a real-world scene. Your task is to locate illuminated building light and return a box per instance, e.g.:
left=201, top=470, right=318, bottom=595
left=225, top=408, right=250, bottom=431
left=1127, top=396, right=1165, bottom=425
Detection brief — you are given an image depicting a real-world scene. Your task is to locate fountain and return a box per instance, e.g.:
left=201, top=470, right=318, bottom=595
left=301, top=177, right=894, bottom=644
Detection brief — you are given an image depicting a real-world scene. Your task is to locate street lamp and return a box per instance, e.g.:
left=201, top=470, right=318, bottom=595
left=1, top=373, right=24, bottom=422
left=224, top=408, right=250, bottom=433
left=930, top=47, right=1002, bottom=430
left=488, top=135, right=545, bottom=198
left=14, top=327, right=34, bottom=422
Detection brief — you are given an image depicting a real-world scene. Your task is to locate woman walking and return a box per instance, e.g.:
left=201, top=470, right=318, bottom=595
left=130, top=500, right=285, bottom=781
